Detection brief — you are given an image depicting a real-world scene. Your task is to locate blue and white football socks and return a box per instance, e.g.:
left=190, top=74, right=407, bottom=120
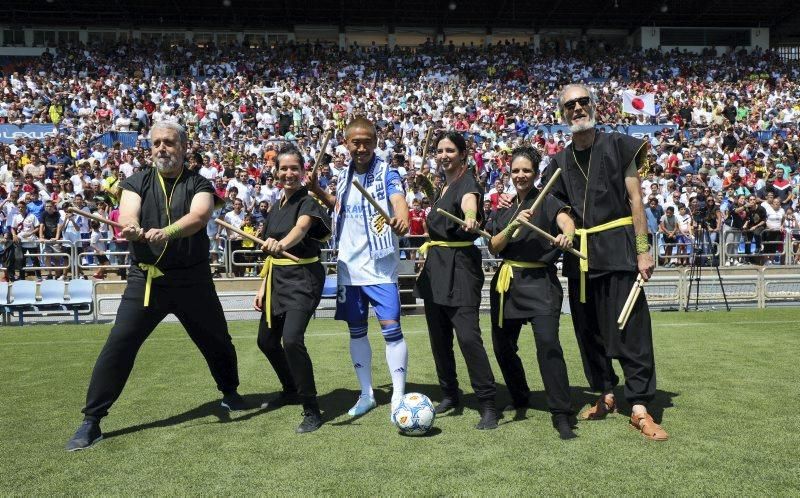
left=383, top=323, right=408, bottom=423
left=349, top=327, right=375, bottom=416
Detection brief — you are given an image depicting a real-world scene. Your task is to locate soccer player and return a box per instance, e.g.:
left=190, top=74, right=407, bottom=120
left=308, top=117, right=410, bottom=420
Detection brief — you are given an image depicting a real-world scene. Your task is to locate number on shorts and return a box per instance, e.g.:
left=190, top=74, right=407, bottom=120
left=337, top=285, right=347, bottom=303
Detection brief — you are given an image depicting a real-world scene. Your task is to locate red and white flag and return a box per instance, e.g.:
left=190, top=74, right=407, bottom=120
left=622, top=91, right=656, bottom=116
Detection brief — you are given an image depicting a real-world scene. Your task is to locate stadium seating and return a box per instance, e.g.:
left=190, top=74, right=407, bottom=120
left=64, top=279, right=94, bottom=324
left=5, top=281, right=38, bottom=326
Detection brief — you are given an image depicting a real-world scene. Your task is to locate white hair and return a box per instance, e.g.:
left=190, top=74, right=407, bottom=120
left=149, top=121, right=188, bottom=147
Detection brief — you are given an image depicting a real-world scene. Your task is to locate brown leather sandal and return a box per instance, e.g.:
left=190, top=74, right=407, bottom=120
left=630, top=413, right=669, bottom=441
left=578, top=394, right=617, bottom=420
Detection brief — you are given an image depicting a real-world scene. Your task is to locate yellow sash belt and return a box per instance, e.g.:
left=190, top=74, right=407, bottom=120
left=418, top=240, right=473, bottom=256
left=574, top=216, right=633, bottom=303
left=138, top=263, right=164, bottom=307
left=259, top=256, right=320, bottom=328
left=495, top=259, right=546, bottom=327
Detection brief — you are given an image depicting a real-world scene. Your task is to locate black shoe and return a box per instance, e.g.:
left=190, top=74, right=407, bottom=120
left=221, top=392, right=249, bottom=411
left=66, top=420, right=103, bottom=452
left=476, top=400, right=499, bottom=430
left=260, top=391, right=300, bottom=410
left=552, top=413, right=578, bottom=440
left=296, top=410, right=323, bottom=434
left=503, top=397, right=531, bottom=412
left=434, top=397, right=459, bottom=414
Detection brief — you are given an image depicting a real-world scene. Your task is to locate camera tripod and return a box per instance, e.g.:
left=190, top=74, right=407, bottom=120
left=684, top=222, right=730, bottom=312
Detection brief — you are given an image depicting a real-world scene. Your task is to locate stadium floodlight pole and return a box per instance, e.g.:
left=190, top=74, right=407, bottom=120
left=213, top=219, right=300, bottom=263
left=311, top=129, right=333, bottom=176
left=617, top=274, right=644, bottom=330
left=351, top=179, right=393, bottom=222
left=435, top=207, right=493, bottom=241
left=512, top=167, right=562, bottom=238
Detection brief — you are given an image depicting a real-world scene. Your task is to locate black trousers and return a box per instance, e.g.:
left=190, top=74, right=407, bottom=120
left=82, top=276, right=240, bottom=421
left=567, top=272, right=656, bottom=406
left=257, top=309, right=317, bottom=407
left=424, top=301, right=496, bottom=401
left=490, top=313, right=573, bottom=415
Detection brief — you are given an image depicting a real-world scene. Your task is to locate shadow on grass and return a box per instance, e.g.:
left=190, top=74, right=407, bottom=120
left=103, top=393, right=268, bottom=440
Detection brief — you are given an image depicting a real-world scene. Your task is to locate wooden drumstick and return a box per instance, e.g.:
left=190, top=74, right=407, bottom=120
left=515, top=217, right=587, bottom=260
left=215, top=219, right=300, bottom=262
left=512, top=168, right=562, bottom=238
left=617, top=274, right=645, bottom=330
left=311, top=129, right=333, bottom=176
left=352, top=179, right=392, bottom=221
left=435, top=208, right=492, bottom=241
left=66, top=207, right=125, bottom=230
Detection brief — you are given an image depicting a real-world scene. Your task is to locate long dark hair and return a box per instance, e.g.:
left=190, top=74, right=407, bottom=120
left=435, top=131, right=467, bottom=157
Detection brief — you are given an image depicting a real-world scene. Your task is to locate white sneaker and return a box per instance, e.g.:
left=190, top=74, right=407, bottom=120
left=347, top=395, right=376, bottom=417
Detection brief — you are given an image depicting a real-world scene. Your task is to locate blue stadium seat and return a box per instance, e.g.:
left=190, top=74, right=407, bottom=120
left=6, top=280, right=37, bottom=326
left=38, top=280, right=66, bottom=308
left=64, top=279, right=94, bottom=324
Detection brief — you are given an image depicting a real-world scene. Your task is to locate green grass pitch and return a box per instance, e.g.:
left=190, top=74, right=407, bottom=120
left=1, top=309, right=799, bottom=495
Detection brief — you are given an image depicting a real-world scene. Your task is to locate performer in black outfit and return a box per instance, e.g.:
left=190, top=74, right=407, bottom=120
left=546, top=84, right=668, bottom=441
left=66, top=122, right=245, bottom=451
left=254, top=147, right=331, bottom=434
left=414, top=131, right=497, bottom=430
left=487, top=146, right=578, bottom=440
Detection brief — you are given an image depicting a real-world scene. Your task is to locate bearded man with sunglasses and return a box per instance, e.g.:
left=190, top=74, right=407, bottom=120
left=544, top=84, right=668, bottom=441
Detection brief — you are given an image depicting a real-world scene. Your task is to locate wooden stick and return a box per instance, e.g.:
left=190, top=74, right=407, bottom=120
left=435, top=208, right=492, bottom=240
left=352, top=179, right=392, bottom=221
left=617, top=274, right=645, bottom=329
left=67, top=207, right=124, bottom=230
left=512, top=168, right=562, bottom=238
left=215, top=219, right=300, bottom=262
left=311, top=130, right=333, bottom=176
left=516, top=218, right=587, bottom=260
left=420, top=127, right=434, bottom=159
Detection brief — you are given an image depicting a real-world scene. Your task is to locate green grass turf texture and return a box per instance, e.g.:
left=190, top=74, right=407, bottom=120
left=1, top=308, right=798, bottom=496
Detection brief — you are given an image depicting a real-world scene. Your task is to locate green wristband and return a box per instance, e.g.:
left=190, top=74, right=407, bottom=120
left=164, top=223, right=182, bottom=240
left=635, top=233, right=650, bottom=254
left=464, top=209, right=477, bottom=221
left=503, top=221, right=520, bottom=239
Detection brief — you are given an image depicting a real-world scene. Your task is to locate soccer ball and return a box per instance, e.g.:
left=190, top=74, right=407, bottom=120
left=392, top=393, right=435, bottom=436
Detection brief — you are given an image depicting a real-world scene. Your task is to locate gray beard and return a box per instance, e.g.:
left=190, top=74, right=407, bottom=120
left=569, top=117, right=596, bottom=134
left=154, top=157, right=181, bottom=175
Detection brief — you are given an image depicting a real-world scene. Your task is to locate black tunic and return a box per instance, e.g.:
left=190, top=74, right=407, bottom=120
left=263, top=186, right=331, bottom=316
left=121, top=167, right=213, bottom=284
left=487, top=190, right=568, bottom=318
left=547, top=131, right=647, bottom=279
left=414, top=172, right=484, bottom=307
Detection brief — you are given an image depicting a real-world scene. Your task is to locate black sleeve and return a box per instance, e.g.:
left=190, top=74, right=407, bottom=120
left=460, top=175, right=485, bottom=224
left=299, top=196, right=332, bottom=241
left=543, top=161, right=569, bottom=205
left=190, top=174, right=214, bottom=196
left=120, top=171, right=146, bottom=195
left=544, top=194, right=568, bottom=234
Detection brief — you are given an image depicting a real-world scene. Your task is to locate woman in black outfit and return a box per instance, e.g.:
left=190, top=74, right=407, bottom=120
left=487, top=146, right=578, bottom=439
left=254, top=146, right=331, bottom=433
left=414, top=131, right=498, bottom=430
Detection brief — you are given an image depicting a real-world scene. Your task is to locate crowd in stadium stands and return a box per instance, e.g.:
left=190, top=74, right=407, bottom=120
left=1, top=39, right=800, bottom=281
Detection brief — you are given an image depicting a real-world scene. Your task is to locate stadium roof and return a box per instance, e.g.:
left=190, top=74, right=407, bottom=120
left=5, top=0, right=800, bottom=42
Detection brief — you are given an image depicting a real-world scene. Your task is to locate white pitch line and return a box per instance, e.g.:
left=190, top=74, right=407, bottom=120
left=0, top=320, right=797, bottom=347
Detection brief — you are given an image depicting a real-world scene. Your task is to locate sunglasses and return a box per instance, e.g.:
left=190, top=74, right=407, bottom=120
left=563, top=96, right=592, bottom=111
